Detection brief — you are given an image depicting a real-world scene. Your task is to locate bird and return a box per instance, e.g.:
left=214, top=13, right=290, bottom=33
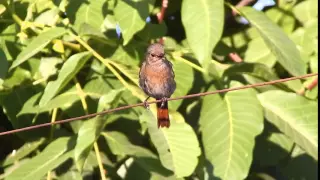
left=139, top=43, right=176, bottom=128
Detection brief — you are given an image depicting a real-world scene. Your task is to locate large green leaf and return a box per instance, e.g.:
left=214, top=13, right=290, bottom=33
left=199, top=81, right=264, bottom=179
left=114, top=0, right=150, bottom=45
left=141, top=110, right=201, bottom=178
left=39, top=51, right=92, bottom=106
left=9, top=27, right=66, bottom=70
left=181, top=0, right=224, bottom=67
left=258, top=90, right=318, bottom=160
left=74, top=89, right=123, bottom=172
left=66, top=0, right=106, bottom=31
left=6, top=137, right=76, bottom=180
left=239, top=7, right=306, bottom=76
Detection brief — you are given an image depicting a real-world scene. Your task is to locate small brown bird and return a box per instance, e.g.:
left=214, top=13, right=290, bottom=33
left=139, top=43, right=176, bottom=128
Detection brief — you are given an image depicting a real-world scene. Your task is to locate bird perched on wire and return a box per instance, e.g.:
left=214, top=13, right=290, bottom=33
left=139, top=43, right=176, bottom=128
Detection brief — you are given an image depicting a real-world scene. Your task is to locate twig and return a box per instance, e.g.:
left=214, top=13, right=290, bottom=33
left=306, top=77, right=318, bottom=90
left=157, top=0, right=168, bottom=44
left=232, top=0, right=255, bottom=16
left=228, top=52, right=243, bottom=63
left=0, top=73, right=317, bottom=136
left=298, top=77, right=318, bottom=95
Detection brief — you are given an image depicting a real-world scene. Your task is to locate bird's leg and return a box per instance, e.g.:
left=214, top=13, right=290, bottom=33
left=143, top=96, right=151, bottom=109
left=160, top=97, right=168, bottom=108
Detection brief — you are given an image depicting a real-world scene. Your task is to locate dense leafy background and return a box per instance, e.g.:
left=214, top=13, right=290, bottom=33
left=0, top=0, right=318, bottom=179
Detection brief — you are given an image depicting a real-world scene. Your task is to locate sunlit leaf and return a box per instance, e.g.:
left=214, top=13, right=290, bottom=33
left=102, top=131, right=172, bottom=176
left=6, top=137, right=76, bottom=180
left=74, top=89, right=123, bottom=172
left=293, top=0, right=318, bottom=25
left=182, top=0, right=224, bottom=67
left=66, top=0, right=106, bottom=31
left=239, top=7, right=306, bottom=76
left=39, top=52, right=92, bottom=106
left=170, top=58, right=194, bottom=110
left=114, top=0, right=151, bottom=45
left=244, top=38, right=277, bottom=67
left=1, top=138, right=46, bottom=167
left=141, top=110, right=201, bottom=178
left=258, top=90, right=318, bottom=160
left=10, top=27, right=66, bottom=70
left=199, top=81, right=263, bottom=179
left=39, top=57, right=62, bottom=79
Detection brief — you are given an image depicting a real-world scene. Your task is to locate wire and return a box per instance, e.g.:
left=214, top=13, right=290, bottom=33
left=0, top=73, right=317, bottom=136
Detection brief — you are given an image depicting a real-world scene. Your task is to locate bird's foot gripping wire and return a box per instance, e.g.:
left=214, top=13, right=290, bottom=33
left=160, top=97, right=168, bottom=108
left=143, top=96, right=151, bottom=109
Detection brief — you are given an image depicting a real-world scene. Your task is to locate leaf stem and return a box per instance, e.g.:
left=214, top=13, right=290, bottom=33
left=171, top=52, right=206, bottom=73
left=73, top=77, right=107, bottom=180
left=224, top=2, right=241, bottom=15
left=69, top=32, right=131, bottom=90
left=94, top=142, right=107, bottom=180
left=73, top=78, right=88, bottom=114
left=47, top=107, right=58, bottom=180
left=49, top=108, right=58, bottom=140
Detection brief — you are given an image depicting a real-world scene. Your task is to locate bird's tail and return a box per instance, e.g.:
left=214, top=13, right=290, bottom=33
left=156, top=100, right=170, bottom=128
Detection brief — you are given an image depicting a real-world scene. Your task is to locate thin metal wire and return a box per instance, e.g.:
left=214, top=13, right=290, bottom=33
left=0, top=73, right=317, bottom=136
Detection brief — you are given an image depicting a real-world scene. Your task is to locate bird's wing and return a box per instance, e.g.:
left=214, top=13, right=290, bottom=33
left=139, top=61, right=146, bottom=88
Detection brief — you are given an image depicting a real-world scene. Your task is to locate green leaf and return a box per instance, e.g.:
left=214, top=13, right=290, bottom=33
left=79, top=23, right=117, bottom=46
left=137, top=23, right=167, bottom=41
left=141, top=111, right=201, bottom=178
left=34, top=8, right=60, bottom=26
left=39, top=57, right=62, bottom=79
left=181, top=0, right=224, bottom=67
left=223, top=63, right=279, bottom=81
left=9, top=27, right=66, bottom=70
left=0, top=49, right=8, bottom=85
left=170, top=58, right=194, bottom=110
left=114, top=0, right=150, bottom=45
left=239, top=7, right=306, bottom=76
left=293, top=0, right=318, bottom=25
left=39, top=51, right=92, bottom=107
left=66, top=0, right=106, bottom=31
left=258, top=90, right=318, bottom=160
left=102, top=131, right=172, bottom=176
left=199, top=81, right=264, bottom=179
left=6, top=137, right=76, bottom=180
left=18, top=87, right=79, bottom=115
left=111, top=41, right=146, bottom=66
left=265, top=7, right=296, bottom=34
left=74, top=89, right=123, bottom=172
left=0, top=86, right=48, bottom=139
left=1, top=138, right=46, bottom=167
left=244, top=38, right=277, bottom=67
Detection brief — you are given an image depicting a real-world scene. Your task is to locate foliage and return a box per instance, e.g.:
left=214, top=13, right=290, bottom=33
left=0, top=0, right=317, bottom=179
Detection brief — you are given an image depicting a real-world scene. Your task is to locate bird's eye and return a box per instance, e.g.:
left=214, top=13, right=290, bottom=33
left=151, top=53, right=155, bottom=57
